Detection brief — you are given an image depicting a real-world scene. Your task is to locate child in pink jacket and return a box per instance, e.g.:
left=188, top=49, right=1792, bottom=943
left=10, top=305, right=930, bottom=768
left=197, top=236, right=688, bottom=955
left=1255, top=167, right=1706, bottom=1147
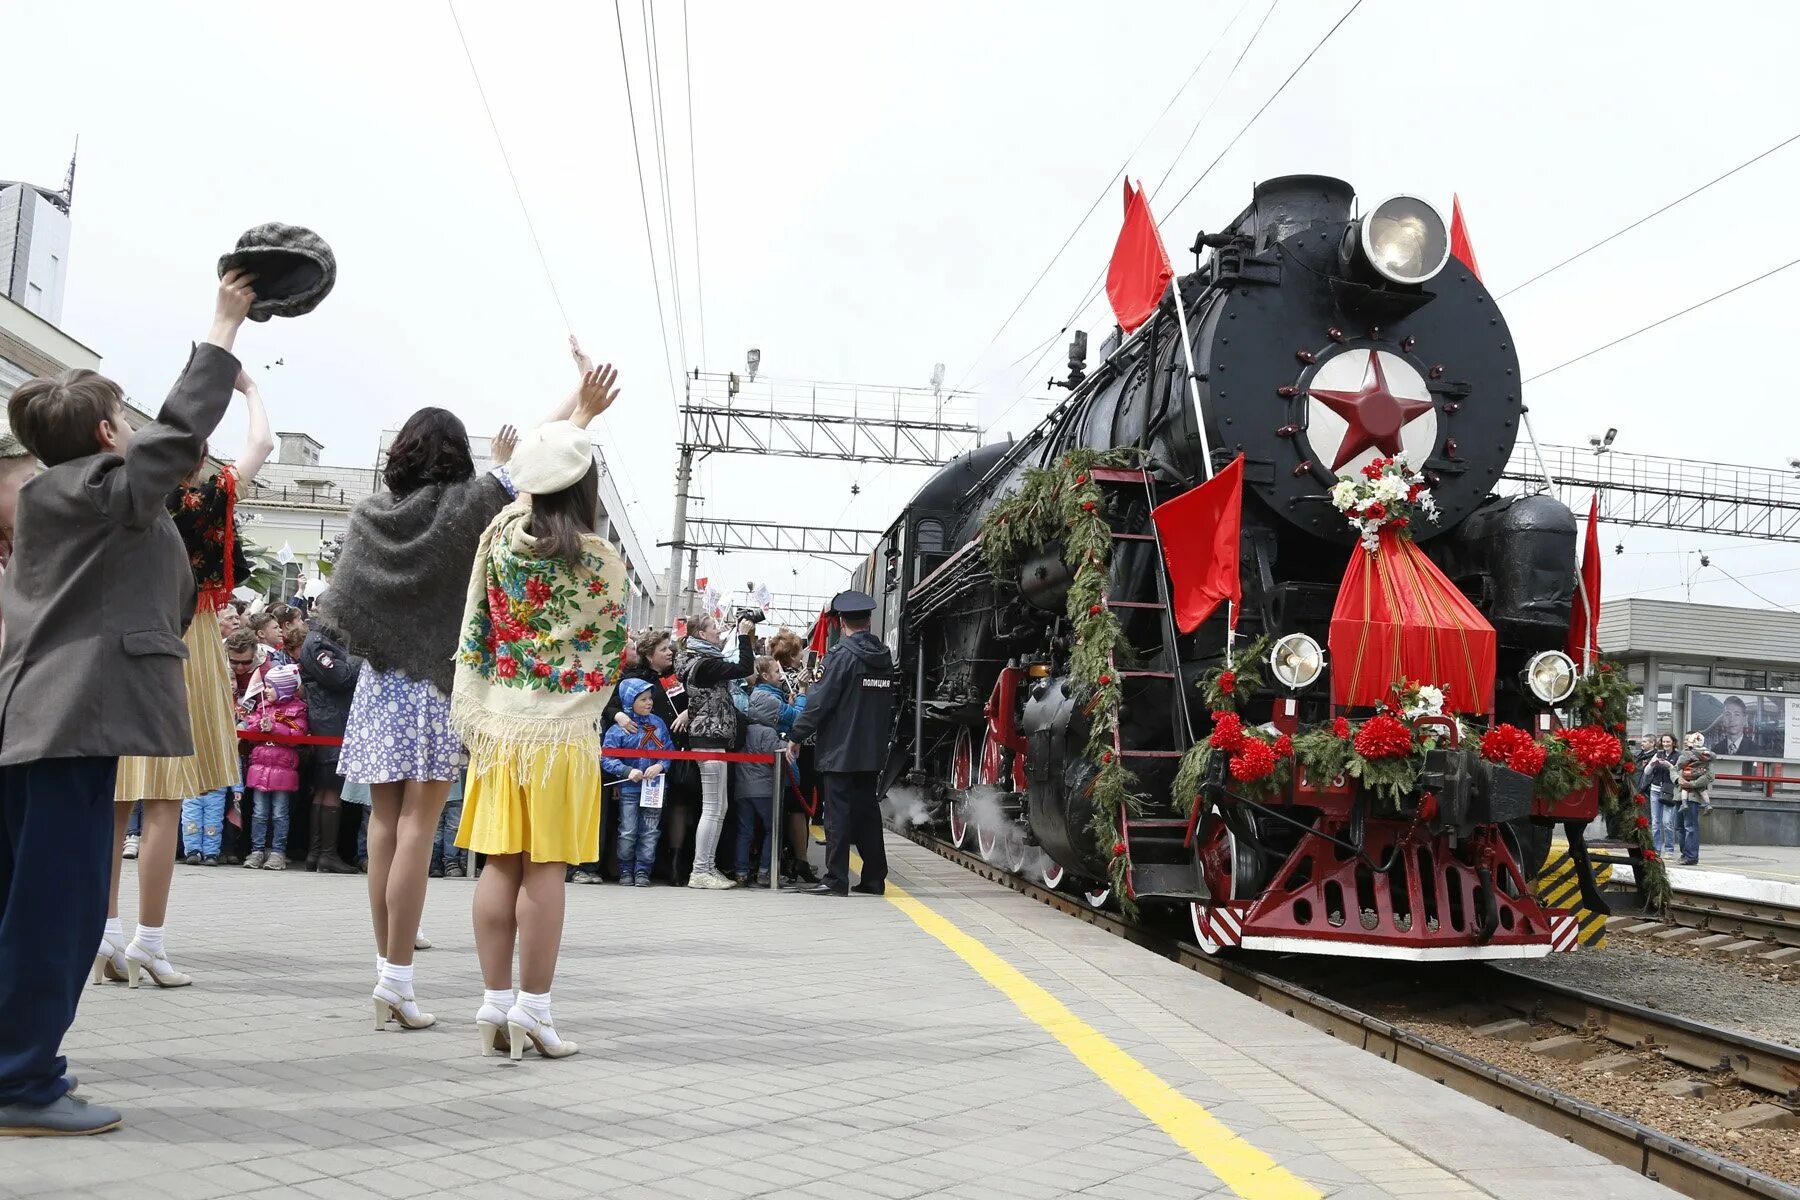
left=240, top=663, right=308, bottom=870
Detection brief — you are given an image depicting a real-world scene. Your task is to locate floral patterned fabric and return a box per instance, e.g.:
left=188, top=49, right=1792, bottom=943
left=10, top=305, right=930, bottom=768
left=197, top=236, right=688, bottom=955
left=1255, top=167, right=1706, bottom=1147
left=169, top=465, right=249, bottom=607
left=450, top=503, right=628, bottom=774
left=340, top=664, right=467, bottom=784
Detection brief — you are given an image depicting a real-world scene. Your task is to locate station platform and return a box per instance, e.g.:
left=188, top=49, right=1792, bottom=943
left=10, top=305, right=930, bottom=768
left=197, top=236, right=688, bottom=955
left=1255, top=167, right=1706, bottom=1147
left=1600, top=841, right=1800, bottom=907
left=16, top=838, right=1683, bottom=1200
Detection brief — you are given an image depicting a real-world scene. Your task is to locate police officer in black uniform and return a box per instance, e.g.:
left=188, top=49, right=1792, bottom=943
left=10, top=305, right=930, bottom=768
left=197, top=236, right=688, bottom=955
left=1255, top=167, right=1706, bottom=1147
left=787, top=590, right=895, bottom=896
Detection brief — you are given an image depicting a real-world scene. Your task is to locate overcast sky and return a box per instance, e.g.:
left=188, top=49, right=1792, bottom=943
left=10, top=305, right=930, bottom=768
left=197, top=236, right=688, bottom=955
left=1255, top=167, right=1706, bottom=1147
left=8, top=0, right=1800, bottom=615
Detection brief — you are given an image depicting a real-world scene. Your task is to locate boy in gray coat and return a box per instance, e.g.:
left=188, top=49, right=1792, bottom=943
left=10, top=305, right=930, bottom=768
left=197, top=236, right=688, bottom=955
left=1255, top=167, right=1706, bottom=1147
left=0, top=270, right=256, bottom=1135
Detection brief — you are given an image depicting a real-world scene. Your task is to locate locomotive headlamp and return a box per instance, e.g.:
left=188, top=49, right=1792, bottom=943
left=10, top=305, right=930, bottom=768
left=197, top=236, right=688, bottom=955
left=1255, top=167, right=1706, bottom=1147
left=1524, top=650, right=1577, bottom=705
left=1358, top=195, right=1451, bottom=285
left=1269, top=633, right=1325, bottom=690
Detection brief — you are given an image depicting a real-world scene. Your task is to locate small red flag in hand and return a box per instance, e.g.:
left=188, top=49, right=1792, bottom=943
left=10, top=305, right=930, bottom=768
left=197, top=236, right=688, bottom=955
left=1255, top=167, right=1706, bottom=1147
left=808, top=607, right=831, bottom=656
left=1449, top=193, right=1482, bottom=281
left=1151, top=454, right=1243, bottom=633
left=1106, top=180, right=1174, bottom=335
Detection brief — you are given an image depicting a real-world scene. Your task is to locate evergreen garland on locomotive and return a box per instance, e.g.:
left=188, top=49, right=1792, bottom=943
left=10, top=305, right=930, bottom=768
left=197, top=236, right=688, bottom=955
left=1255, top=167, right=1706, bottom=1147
left=848, top=175, right=1632, bottom=959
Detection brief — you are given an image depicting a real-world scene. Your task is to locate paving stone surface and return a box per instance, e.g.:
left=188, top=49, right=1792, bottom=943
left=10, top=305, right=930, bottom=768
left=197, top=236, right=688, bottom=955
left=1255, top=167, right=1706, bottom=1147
left=6, top=838, right=1683, bottom=1199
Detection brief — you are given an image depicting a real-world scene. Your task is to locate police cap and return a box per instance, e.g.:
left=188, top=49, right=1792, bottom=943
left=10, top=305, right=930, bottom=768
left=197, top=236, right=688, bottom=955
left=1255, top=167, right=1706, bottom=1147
left=829, top=590, right=877, bottom=617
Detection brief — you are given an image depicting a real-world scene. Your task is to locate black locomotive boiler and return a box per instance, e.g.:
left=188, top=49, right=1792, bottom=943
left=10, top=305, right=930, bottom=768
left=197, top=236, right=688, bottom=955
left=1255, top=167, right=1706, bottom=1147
left=844, top=176, right=1597, bottom=959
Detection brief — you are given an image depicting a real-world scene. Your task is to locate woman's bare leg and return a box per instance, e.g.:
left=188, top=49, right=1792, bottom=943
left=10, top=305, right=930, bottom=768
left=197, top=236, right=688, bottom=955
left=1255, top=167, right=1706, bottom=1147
left=473, top=853, right=522, bottom=991
left=516, top=858, right=569, bottom=994
left=367, top=784, right=404, bottom=959
left=382, top=779, right=450, bottom=969
left=107, top=804, right=133, bottom=921
left=135, top=799, right=180, bottom=928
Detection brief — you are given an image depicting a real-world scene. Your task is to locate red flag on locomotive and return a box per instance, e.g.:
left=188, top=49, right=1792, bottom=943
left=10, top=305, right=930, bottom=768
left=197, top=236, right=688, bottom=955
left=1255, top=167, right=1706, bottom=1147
left=1566, top=493, right=1602, bottom=667
left=1106, top=180, right=1174, bottom=335
left=1449, top=193, right=1482, bottom=281
left=1151, top=454, right=1243, bottom=633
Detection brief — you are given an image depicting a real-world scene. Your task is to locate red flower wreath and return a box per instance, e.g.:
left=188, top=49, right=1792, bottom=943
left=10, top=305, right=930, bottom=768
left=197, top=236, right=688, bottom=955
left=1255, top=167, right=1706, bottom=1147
left=1479, top=724, right=1534, bottom=764
left=1208, top=711, right=1245, bottom=753
left=1229, top=737, right=1278, bottom=783
left=1218, top=670, right=1236, bottom=695
left=1331, top=716, right=1351, bottom=739
left=1273, top=733, right=1294, bottom=758
left=1643, top=848, right=1660, bottom=862
left=1564, top=725, right=1623, bottom=773
left=1634, top=814, right=1650, bottom=829
left=1353, top=713, right=1413, bottom=759
left=1111, top=841, right=1127, bottom=857
left=1509, top=742, right=1548, bottom=776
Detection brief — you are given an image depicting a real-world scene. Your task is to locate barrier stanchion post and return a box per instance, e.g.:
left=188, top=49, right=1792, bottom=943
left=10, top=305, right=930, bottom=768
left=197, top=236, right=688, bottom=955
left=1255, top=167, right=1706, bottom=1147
left=770, top=742, right=784, bottom=891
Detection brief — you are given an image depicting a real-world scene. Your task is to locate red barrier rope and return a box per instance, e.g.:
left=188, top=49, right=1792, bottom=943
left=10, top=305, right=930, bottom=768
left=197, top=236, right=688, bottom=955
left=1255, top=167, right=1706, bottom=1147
left=236, top=730, right=783, bottom=765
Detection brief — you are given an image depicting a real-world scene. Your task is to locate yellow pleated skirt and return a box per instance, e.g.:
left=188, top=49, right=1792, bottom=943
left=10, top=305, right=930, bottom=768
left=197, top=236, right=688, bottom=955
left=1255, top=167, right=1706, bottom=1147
left=456, top=741, right=601, bottom=865
left=115, top=604, right=243, bottom=802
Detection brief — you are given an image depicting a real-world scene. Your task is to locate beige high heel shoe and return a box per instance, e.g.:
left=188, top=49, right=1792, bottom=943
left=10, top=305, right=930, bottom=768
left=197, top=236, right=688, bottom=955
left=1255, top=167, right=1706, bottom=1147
left=476, top=1001, right=512, bottom=1057
left=505, top=1005, right=579, bottom=1061
left=372, top=983, right=435, bottom=1030
left=91, top=938, right=128, bottom=985
left=124, top=942, right=191, bottom=989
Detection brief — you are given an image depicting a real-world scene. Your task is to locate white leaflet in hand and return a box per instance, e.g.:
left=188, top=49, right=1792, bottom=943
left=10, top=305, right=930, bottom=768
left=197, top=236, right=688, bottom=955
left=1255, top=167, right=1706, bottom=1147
left=638, top=773, right=666, bottom=810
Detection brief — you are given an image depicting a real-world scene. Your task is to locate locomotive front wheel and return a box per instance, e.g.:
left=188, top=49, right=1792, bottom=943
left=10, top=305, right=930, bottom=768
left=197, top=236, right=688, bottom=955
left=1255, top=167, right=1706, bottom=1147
left=976, top=826, right=1026, bottom=873
left=1082, top=885, right=1111, bottom=910
left=1190, top=904, right=1236, bottom=956
left=1041, top=860, right=1065, bottom=889
left=948, top=728, right=973, bottom=850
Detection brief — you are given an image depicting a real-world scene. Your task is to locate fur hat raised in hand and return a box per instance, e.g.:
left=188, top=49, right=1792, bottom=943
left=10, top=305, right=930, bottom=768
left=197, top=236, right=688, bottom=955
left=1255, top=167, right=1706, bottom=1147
left=507, top=421, right=594, bottom=496
left=218, top=223, right=336, bottom=321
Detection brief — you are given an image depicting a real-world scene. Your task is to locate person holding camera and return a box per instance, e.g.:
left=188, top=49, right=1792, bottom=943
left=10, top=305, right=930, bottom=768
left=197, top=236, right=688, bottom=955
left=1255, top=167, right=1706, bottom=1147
left=675, top=610, right=758, bottom=889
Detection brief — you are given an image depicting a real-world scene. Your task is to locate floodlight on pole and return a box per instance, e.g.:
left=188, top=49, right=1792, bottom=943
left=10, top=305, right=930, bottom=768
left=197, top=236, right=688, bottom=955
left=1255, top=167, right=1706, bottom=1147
left=746, top=348, right=761, bottom=383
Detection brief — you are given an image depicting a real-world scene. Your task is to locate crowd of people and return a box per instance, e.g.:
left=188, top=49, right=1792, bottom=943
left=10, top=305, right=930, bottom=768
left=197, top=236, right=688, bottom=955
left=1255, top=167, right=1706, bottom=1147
left=1635, top=732, right=1715, bottom=865
left=0, top=277, right=881, bottom=1134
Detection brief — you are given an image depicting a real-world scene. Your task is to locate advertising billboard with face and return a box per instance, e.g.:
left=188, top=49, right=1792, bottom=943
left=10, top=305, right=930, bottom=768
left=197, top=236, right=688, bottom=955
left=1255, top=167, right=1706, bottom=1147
left=1684, top=687, right=1800, bottom=762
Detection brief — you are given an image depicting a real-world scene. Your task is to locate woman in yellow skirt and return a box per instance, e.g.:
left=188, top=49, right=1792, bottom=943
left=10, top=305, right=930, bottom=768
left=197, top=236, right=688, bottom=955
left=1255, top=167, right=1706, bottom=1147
left=98, top=369, right=273, bottom=989
left=449, top=366, right=626, bottom=1061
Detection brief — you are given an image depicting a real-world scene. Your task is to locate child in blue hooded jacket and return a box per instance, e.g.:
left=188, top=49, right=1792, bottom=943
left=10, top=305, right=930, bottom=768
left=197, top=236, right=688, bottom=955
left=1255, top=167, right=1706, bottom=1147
left=602, top=678, right=673, bottom=886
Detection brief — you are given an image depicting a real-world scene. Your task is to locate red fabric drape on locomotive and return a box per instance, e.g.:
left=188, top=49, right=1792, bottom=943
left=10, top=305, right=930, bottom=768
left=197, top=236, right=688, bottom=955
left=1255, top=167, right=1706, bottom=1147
left=1328, top=527, right=1497, bottom=714
left=1449, top=193, right=1483, bottom=281
left=1151, top=453, right=1243, bottom=634
left=170, top=464, right=247, bottom=609
left=1566, top=492, right=1602, bottom=666
left=1105, top=180, right=1173, bottom=335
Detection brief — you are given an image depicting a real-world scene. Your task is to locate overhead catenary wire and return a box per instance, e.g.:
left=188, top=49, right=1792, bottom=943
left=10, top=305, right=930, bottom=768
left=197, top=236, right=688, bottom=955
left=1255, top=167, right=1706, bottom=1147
left=947, top=0, right=1261, bottom=397
left=1522, top=255, right=1800, bottom=384
left=443, top=0, right=646, bottom=509
left=1498, top=130, right=1800, bottom=300
left=980, top=0, right=1358, bottom=443
left=681, top=0, right=708, bottom=370
left=1709, top=564, right=1800, bottom=612
left=643, top=0, right=690, bottom=371
left=611, top=0, right=685, bottom=416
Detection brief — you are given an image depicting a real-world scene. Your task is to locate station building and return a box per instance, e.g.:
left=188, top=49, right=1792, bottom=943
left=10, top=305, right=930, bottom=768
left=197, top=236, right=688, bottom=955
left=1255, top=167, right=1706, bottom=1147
left=1599, top=596, right=1800, bottom=845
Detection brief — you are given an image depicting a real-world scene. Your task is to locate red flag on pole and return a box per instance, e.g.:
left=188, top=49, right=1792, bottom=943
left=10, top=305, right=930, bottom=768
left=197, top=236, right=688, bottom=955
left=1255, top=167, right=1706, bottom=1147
left=1449, top=194, right=1482, bottom=282
left=1567, top=493, right=1602, bottom=667
left=1151, top=454, right=1243, bottom=633
left=808, top=607, right=832, bottom=656
left=1106, top=180, right=1174, bottom=335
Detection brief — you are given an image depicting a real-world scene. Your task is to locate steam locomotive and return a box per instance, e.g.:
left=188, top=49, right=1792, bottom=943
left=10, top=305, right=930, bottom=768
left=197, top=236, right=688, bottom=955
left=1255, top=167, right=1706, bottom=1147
left=845, top=176, right=1603, bottom=959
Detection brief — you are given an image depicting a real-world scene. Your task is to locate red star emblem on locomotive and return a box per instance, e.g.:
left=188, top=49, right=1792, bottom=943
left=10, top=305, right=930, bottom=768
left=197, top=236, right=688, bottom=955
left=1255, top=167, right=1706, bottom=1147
left=1306, top=350, right=1434, bottom=470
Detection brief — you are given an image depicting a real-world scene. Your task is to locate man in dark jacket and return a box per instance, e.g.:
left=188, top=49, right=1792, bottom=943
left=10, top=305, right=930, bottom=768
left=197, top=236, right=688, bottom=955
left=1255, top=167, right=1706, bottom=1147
left=0, top=271, right=255, bottom=1135
left=789, top=591, right=896, bottom=896
left=299, top=620, right=363, bottom=873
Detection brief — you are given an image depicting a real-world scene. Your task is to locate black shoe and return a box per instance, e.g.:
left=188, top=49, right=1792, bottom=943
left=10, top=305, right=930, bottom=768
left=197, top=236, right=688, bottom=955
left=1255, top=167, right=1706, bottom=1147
left=429, top=864, right=445, bottom=879
left=851, top=882, right=885, bottom=896
left=0, top=1093, right=121, bottom=1136
left=802, top=883, right=849, bottom=897
left=793, top=861, right=819, bottom=884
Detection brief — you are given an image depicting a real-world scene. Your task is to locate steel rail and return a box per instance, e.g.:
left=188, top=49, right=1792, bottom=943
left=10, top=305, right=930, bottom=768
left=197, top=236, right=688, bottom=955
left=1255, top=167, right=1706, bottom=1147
left=904, top=829, right=1800, bottom=1200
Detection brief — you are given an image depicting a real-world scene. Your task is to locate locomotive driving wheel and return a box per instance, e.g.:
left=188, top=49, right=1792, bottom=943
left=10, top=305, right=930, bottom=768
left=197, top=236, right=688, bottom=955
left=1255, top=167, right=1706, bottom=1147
left=1081, top=883, right=1111, bottom=910
left=977, top=731, right=1028, bottom=872
left=947, top=728, right=973, bottom=849
left=1041, top=860, right=1065, bottom=890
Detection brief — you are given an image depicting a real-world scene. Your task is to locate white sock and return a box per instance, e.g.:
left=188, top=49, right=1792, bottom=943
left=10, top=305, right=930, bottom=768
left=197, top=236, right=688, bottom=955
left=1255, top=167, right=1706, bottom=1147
left=380, top=961, right=414, bottom=993
left=483, top=987, right=514, bottom=1014
left=135, top=924, right=165, bottom=957
left=376, top=953, right=387, bottom=978
left=517, top=990, right=552, bottom=1022
left=102, top=917, right=123, bottom=951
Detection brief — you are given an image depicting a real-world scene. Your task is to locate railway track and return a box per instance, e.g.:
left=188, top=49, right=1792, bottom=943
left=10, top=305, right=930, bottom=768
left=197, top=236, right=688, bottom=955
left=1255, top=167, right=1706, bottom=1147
left=1592, top=852, right=1800, bottom=950
left=906, top=830, right=1800, bottom=1200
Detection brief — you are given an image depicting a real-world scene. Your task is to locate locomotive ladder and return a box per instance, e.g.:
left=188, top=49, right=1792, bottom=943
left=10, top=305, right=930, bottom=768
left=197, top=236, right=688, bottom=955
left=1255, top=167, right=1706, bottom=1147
left=1091, top=467, right=1208, bottom=902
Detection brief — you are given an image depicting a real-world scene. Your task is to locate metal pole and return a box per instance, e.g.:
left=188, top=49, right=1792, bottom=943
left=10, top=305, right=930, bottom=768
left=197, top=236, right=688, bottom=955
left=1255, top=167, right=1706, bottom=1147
left=1167, top=274, right=1235, bottom=666
left=685, top=548, right=699, bottom=620
left=770, top=745, right=783, bottom=890
left=1519, top=408, right=1559, bottom=499
left=664, top=447, right=693, bottom=627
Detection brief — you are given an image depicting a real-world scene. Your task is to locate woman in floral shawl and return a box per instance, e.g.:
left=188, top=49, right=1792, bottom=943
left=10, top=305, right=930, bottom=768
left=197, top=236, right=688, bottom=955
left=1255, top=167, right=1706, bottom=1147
left=451, top=366, right=626, bottom=1061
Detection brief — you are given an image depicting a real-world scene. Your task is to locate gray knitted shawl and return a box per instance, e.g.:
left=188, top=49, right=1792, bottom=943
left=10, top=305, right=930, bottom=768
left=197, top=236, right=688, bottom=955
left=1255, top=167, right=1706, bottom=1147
left=317, top=473, right=509, bottom=694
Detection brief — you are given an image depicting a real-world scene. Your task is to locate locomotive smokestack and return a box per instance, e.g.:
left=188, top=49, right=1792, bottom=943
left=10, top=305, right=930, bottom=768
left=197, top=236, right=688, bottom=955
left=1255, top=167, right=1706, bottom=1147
left=1241, top=175, right=1355, bottom=250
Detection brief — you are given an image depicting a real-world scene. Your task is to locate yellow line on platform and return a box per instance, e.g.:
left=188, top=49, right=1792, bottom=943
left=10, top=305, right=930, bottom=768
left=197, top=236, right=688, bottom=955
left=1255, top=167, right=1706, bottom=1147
left=879, top=879, right=1322, bottom=1200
